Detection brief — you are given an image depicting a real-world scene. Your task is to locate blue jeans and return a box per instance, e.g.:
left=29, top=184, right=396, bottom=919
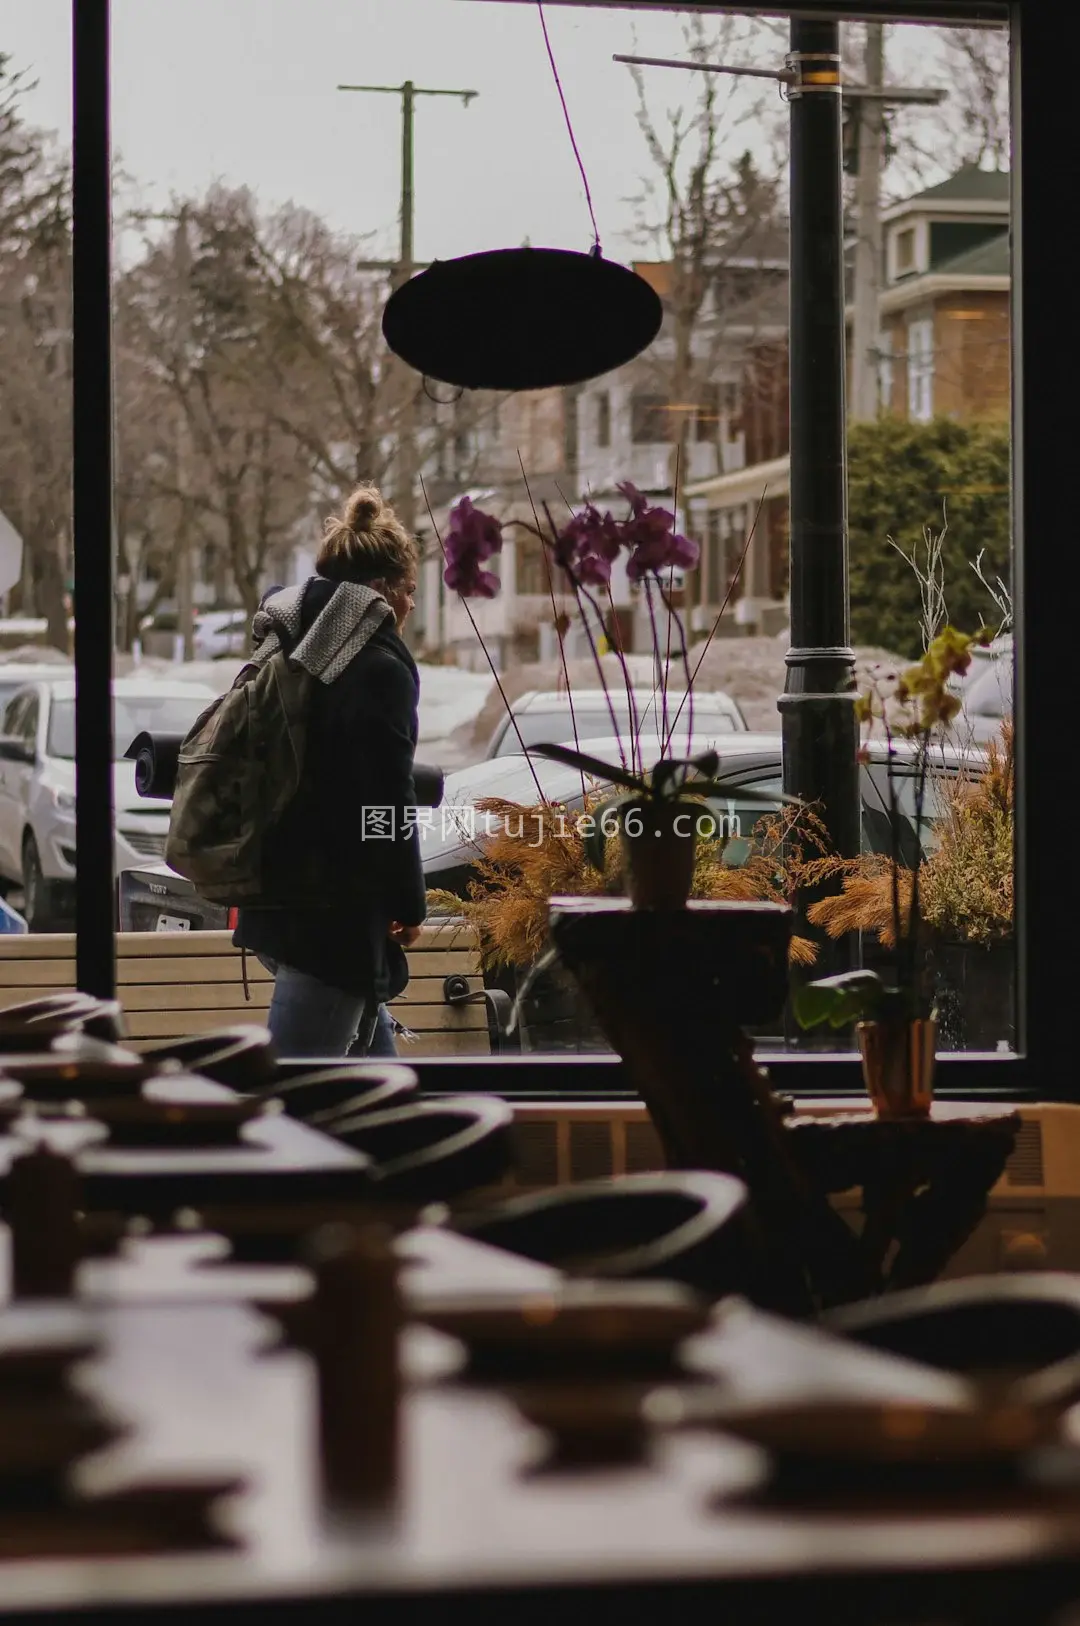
left=262, top=961, right=398, bottom=1060
left=352, top=1002, right=399, bottom=1058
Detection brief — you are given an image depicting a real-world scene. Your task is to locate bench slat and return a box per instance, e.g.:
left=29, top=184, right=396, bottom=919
left=0, top=919, right=491, bottom=1053
left=121, top=1011, right=490, bottom=1048
left=0, top=973, right=483, bottom=1014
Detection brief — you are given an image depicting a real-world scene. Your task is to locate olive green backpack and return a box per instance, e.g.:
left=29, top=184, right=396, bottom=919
left=165, top=582, right=391, bottom=904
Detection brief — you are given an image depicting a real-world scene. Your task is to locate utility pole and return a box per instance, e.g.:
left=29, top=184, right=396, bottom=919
left=130, top=204, right=198, bottom=660
left=849, top=26, right=886, bottom=423
left=847, top=31, right=946, bottom=420
left=337, top=80, right=476, bottom=541
left=174, top=206, right=196, bottom=661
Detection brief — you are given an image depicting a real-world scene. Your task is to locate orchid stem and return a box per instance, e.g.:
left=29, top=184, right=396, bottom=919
left=420, top=474, right=549, bottom=808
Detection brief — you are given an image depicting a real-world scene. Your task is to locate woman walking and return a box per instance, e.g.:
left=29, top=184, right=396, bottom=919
left=234, top=484, right=425, bottom=1058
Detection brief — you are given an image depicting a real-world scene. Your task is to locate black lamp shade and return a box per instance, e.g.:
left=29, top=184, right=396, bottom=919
left=381, top=247, right=664, bottom=392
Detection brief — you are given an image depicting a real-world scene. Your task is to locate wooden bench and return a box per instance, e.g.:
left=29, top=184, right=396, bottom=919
left=0, top=920, right=498, bottom=1056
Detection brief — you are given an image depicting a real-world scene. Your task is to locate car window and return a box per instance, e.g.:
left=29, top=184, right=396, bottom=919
left=0, top=682, right=31, bottom=716
left=46, top=693, right=212, bottom=760
left=1, top=694, right=28, bottom=736
left=20, top=695, right=39, bottom=746
left=965, top=661, right=1013, bottom=719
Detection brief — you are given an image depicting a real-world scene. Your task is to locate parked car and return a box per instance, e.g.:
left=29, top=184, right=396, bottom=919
left=193, top=609, right=249, bottom=660
left=484, top=686, right=748, bottom=759
left=946, top=631, right=1013, bottom=696
left=423, top=731, right=984, bottom=899
left=0, top=661, right=73, bottom=714
left=956, top=654, right=1012, bottom=745
left=0, top=677, right=216, bottom=929
left=122, top=731, right=983, bottom=931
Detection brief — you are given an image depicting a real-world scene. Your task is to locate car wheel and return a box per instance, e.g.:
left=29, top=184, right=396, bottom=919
left=22, top=831, right=61, bottom=932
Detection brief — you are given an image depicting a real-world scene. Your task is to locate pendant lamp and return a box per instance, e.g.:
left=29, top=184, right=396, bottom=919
left=381, top=244, right=663, bottom=392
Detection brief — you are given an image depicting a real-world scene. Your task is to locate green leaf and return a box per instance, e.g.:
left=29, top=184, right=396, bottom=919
left=792, top=970, right=885, bottom=1031
left=651, top=750, right=720, bottom=800
left=528, top=741, right=644, bottom=793
left=721, top=836, right=752, bottom=867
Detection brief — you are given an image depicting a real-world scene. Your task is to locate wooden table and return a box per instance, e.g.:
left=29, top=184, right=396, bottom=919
left=4, top=1243, right=1080, bottom=1621
left=0, top=1073, right=372, bottom=1216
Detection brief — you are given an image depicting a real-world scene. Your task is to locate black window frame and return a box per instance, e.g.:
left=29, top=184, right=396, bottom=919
left=74, top=0, right=1068, bottom=1103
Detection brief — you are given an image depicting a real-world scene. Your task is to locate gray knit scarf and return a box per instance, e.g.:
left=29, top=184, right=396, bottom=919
left=250, top=579, right=393, bottom=685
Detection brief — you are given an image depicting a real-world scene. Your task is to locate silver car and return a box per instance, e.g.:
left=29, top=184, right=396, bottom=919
left=484, top=686, right=748, bottom=759
left=0, top=677, right=215, bottom=929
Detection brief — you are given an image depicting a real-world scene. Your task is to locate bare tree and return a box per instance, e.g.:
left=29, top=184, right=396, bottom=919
left=248, top=202, right=511, bottom=514
left=622, top=17, right=787, bottom=626
left=117, top=187, right=320, bottom=625
left=0, top=55, right=72, bottom=648
left=875, top=22, right=1010, bottom=200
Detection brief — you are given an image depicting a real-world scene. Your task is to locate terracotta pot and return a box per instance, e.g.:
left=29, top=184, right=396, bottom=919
left=618, top=799, right=697, bottom=910
left=857, top=1017, right=937, bottom=1119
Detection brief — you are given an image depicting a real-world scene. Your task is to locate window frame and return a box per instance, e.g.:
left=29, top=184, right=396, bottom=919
left=906, top=316, right=935, bottom=420
left=75, top=1, right=1061, bottom=1100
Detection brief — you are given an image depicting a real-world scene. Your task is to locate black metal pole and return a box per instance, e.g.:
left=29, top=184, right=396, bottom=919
left=780, top=18, right=860, bottom=973
left=72, top=0, right=116, bottom=998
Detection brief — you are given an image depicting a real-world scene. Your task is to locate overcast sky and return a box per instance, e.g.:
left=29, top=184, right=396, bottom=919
left=0, top=1, right=968, bottom=264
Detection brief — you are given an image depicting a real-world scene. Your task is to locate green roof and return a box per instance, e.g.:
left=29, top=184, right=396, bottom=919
left=934, top=232, right=1010, bottom=277
left=906, top=165, right=1011, bottom=206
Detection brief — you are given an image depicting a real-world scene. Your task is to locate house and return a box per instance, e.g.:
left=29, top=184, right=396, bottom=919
left=684, top=164, right=1011, bottom=635
left=418, top=391, right=581, bottom=669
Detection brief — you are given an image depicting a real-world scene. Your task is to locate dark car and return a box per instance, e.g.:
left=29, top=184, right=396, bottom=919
left=420, top=731, right=983, bottom=900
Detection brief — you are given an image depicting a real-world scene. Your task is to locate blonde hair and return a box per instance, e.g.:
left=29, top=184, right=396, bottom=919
left=316, top=483, right=418, bottom=586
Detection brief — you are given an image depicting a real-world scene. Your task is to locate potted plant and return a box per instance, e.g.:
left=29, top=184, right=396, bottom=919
left=792, top=626, right=993, bottom=1116
left=428, top=788, right=826, bottom=1051
left=425, top=479, right=827, bottom=1040
left=920, top=719, right=1014, bottom=1050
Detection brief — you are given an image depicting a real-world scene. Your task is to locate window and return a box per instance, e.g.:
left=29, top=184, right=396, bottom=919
left=706, top=510, right=723, bottom=601
left=46, top=694, right=213, bottom=762
left=1, top=694, right=30, bottom=739
left=877, top=333, right=894, bottom=411
left=595, top=390, right=611, bottom=448
left=50, top=1, right=1048, bottom=1099
left=907, top=318, right=934, bottom=421
left=895, top=226, right=916, bottom=275
left=630, top=392, right=668, bottom=444
left=21, top=696, right=40, bottom=750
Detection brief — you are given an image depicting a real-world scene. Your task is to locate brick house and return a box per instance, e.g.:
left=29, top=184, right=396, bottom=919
left=684, top=164, right=1010, bottom=634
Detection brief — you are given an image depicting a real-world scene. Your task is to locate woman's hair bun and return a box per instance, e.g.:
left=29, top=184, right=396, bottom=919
left=344, top=487, right=382, bottom=534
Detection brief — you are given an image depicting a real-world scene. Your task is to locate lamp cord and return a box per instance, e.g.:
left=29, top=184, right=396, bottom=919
left=537, top=2, right=602, bottom=254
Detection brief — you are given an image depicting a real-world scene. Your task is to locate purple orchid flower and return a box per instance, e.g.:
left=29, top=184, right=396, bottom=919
left=444, top=495, right=503, bottom=599
left=553, top=502, right=623, bottom=588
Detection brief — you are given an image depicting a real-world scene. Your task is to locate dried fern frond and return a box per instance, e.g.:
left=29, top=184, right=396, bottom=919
left=807, top=866, right=915, bottom=947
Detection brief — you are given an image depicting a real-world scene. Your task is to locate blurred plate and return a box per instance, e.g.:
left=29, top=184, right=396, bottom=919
left=1, top=1036, right=153, bottom=1099
left=85, top=1092, right=281, bottom=1149
left=689, top=1396, right=1061, bottom=1466
left=418, top=1281, right=710, bottom=1377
